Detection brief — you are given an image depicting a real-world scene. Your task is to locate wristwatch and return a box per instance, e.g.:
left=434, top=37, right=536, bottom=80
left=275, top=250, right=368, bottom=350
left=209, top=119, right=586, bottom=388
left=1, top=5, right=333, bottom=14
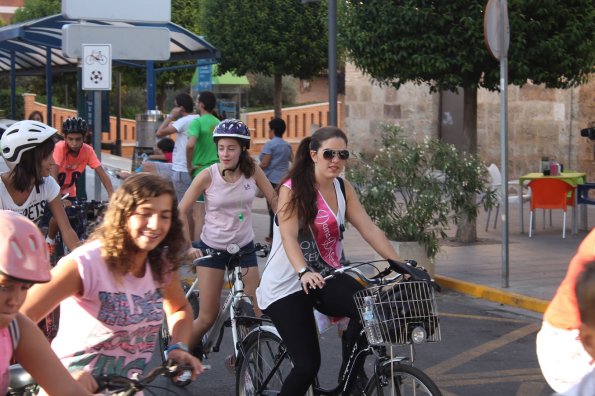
left=298, top=267, right=311, bottom=280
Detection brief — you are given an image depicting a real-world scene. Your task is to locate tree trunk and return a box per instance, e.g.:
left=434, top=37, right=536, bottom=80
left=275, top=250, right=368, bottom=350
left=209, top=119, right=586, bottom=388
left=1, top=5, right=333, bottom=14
left=455, top=86, right=478, bottom=243
left=273, top=73, right=282, bottom=119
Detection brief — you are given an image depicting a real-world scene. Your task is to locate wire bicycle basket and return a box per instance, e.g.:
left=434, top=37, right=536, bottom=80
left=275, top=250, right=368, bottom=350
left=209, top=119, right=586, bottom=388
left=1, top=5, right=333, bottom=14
left=354, top=280, right=441, bottom=346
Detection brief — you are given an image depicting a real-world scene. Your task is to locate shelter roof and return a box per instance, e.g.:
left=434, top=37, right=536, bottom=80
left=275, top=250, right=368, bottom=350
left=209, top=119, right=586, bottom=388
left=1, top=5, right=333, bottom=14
left=0, top=14, right=219, bottom=74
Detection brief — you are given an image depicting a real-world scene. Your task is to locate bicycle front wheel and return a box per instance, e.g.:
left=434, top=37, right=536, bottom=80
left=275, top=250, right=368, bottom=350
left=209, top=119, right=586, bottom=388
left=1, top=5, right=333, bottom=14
left=365, top=363, right=442, bottom=396
left=236, top=330, right=293, bottom=396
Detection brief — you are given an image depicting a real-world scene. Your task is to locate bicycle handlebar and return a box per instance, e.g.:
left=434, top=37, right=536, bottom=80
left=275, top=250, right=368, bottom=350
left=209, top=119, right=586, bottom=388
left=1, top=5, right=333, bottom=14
left=94, top=361, right=195, bottom=393
left=321, top=258, right=441, bottom=290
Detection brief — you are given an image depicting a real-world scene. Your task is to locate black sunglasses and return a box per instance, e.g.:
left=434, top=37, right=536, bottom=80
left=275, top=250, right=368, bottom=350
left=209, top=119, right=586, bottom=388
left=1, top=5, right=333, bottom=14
left=322, top=149, right=350, bottom=161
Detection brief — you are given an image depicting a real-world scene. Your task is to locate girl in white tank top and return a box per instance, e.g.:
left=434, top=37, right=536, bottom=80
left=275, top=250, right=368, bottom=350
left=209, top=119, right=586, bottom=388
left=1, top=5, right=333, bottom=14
left=177, top=119, right=278, bottom=356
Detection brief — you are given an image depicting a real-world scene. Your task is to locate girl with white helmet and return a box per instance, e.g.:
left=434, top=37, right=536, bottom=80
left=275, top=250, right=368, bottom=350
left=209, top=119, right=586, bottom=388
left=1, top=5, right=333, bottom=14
left=0, top=120, right=79, bottom=251
left=0, top=210, right=92, bottom=395
left=178, top=118, right=277, bottom=356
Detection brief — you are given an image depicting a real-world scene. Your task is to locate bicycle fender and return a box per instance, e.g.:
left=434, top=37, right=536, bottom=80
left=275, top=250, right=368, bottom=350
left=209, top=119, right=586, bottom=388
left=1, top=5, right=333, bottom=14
left=8, top=364, right=35, bottom=390
left=242, top=325, right=280, bottom=341
left=380, top=356, right=409, bottom=368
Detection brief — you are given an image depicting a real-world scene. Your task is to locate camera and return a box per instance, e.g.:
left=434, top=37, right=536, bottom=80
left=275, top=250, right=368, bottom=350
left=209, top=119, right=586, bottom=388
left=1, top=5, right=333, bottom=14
left=580, top=127, right=595, bottom=140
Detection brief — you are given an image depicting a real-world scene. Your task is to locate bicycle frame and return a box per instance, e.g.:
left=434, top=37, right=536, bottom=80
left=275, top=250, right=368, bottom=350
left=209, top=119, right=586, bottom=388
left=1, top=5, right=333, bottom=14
left=237, top=259, right=441, bottom=395
left=184, top=253, right=258, bottom=359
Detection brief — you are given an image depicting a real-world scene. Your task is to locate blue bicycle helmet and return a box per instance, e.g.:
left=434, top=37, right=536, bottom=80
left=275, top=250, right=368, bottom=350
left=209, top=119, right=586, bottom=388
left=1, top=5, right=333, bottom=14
left=213, top=119, right=251, bottom=149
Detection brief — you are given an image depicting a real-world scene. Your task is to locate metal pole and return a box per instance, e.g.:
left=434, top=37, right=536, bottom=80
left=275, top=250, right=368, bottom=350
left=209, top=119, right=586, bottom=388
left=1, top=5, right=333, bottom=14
left=499, top=0, right=509, bottom=288
left=93, top=91, right=102, bottom=200
left=567, top=89, right=573, bottom=170
left=10, top=52, right=16, bottom=120
left=115, top=71, right=122, bottom=156
left=46, top=47, right=53, bottom=127
left=147, top=61, right=156, bottom=110
left=328, top=0, right=337, bottom=126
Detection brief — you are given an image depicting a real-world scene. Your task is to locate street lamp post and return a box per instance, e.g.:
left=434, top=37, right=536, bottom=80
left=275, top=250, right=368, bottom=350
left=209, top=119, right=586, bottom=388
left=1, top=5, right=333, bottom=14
left=328, top=0, right=337, bottom=126
left=302, top=0, right=338, bottom=126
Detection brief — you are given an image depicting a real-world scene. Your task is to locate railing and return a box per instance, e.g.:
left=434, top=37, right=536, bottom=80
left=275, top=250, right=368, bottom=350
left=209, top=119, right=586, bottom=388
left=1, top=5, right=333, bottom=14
left=24, top=93, right=339, bottom=158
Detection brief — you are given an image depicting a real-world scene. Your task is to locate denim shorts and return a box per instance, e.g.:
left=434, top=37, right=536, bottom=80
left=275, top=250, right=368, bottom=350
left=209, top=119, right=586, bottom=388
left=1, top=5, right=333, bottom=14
left=192, top=240, right=258, bottom=270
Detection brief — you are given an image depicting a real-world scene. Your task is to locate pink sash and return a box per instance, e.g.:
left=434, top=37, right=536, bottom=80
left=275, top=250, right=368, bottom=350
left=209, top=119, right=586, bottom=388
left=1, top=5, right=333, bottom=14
left=310, top=191, right=342, bottom=269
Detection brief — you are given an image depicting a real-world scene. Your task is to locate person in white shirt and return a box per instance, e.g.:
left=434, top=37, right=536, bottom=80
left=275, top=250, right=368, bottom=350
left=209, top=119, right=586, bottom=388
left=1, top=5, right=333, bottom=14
left=556, top=261, right=595, bottom=396
left=156, top=93, right=198, bottom=234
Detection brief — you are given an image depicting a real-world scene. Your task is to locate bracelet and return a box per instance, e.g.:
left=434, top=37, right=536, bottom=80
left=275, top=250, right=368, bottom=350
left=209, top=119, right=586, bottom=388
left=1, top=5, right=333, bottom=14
left=298, top=267, right=311, bottom=280
left=165, top=342, right=189, bottom=355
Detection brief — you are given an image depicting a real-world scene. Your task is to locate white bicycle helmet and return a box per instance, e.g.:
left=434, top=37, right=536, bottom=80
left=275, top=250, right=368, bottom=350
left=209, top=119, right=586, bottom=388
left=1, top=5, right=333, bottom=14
left=213, top=119, right=251, bottom=149
left=0, top=120, right=57, bottom=164
left=0, top=210, right=51, bottom=283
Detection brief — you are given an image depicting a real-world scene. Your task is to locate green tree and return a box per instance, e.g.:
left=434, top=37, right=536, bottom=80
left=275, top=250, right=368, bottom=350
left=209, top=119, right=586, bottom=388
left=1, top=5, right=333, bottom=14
left=199, top=0, right=328, bottom=118
left=341, top=0, right=595, bottom=242
left=12, top=0, right=60, bottom=22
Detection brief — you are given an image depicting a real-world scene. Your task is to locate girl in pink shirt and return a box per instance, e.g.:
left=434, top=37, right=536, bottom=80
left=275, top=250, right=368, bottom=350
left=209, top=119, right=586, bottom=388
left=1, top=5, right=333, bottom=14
left=257, top=127, right=403, bottom=395
left=21, top=173, right=203, bottom=392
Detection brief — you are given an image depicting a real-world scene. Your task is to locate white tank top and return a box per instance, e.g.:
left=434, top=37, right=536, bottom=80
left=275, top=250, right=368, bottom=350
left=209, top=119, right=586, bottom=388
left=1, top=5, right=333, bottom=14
left=200, top=164, right=256, bottom=249
left=257, top=178, right=346, bottom=310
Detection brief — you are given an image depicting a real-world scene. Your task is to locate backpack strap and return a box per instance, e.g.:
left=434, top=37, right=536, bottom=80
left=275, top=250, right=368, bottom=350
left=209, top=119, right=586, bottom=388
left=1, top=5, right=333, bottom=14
left=337, top=177, right=346, bottom=202
left=8, top=318, right=19, bottom=350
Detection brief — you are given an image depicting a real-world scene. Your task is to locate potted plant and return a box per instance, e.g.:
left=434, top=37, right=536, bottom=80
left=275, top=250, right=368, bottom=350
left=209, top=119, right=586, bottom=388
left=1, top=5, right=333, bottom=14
left=347, top=124, right=496, bottom=275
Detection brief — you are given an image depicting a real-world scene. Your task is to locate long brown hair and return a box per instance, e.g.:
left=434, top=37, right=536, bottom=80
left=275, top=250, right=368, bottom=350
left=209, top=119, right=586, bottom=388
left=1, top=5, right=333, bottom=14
left=9, top=138, right=55, bottom=192
left=90, top=173, right=186, bottom=283
left=283, top=126, right=348, bottom=229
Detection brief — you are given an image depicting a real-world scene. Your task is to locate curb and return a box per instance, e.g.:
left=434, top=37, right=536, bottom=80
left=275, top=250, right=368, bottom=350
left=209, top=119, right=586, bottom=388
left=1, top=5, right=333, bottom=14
left=434, top=275, right=549, bottom=314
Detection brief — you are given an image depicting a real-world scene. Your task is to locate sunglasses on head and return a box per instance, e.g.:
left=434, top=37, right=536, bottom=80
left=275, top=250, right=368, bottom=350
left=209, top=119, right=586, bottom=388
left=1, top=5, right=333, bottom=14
left=322, top=149, right=350, bottom=160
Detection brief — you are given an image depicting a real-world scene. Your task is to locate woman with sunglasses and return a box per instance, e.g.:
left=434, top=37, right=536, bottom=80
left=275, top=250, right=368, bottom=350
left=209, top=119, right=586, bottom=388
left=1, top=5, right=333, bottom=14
left=256, top=126, right=403, bottom=395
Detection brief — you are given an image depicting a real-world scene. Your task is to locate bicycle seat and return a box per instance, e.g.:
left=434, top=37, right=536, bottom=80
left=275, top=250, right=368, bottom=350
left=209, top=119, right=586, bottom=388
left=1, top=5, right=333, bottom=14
left=9, top=364, right=34, bottom=389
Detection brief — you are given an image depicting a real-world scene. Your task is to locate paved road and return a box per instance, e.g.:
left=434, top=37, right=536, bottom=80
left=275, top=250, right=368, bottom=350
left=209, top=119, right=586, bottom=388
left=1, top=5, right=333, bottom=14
left=148, top=290, right=553, bottom=395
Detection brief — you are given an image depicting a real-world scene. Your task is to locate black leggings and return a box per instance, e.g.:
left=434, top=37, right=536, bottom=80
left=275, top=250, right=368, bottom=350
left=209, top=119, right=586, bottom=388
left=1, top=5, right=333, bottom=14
left=263, top=273, right=364, bottom=396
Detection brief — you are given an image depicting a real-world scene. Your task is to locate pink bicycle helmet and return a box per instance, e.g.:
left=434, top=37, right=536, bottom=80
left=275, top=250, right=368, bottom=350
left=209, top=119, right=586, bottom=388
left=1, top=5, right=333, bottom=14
left=213, top=119, right=251, bottom=149
left=0, top=210, right=51, bottom=283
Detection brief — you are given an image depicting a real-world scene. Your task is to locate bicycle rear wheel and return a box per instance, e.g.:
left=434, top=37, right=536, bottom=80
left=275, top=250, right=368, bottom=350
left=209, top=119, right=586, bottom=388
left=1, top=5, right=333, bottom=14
left=236, top=330, right=293, bottom=396
left=365, top=363, right=442, bottom=396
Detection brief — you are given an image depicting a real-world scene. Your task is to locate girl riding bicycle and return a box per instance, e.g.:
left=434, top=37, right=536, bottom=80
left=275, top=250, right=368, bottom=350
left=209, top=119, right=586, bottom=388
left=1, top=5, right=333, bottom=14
left=0, top=120, right=79, bottom=251
left=178, top=118, right=277, bottom=356
left=0, top=210, right=92, bottom=395
left=21, top=173, right=203, bottom=392
left=256, top=126, right=403, bottom=396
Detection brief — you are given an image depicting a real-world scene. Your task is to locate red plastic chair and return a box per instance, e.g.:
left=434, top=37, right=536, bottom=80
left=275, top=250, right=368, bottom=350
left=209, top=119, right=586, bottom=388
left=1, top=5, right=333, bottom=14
left=528, top=179, right=576, bottom=238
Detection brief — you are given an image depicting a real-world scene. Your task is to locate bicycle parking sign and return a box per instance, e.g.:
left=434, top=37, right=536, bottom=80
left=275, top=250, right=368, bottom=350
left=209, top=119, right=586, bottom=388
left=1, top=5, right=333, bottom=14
left=82, top=44, right=111, bottom=90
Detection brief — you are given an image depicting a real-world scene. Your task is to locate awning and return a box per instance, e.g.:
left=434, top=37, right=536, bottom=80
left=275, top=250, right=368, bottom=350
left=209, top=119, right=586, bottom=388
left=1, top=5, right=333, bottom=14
left=0, top=14, right=220, bottom=74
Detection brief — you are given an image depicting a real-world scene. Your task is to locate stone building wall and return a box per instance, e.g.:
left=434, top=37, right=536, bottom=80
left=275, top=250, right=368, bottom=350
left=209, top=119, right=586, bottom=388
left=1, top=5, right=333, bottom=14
left=344, top=62, right=595, bottom=181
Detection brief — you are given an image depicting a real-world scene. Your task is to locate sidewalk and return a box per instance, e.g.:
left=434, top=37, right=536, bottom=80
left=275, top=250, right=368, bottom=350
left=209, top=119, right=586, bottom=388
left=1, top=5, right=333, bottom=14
left=251, top=196, right=594, bottom=314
